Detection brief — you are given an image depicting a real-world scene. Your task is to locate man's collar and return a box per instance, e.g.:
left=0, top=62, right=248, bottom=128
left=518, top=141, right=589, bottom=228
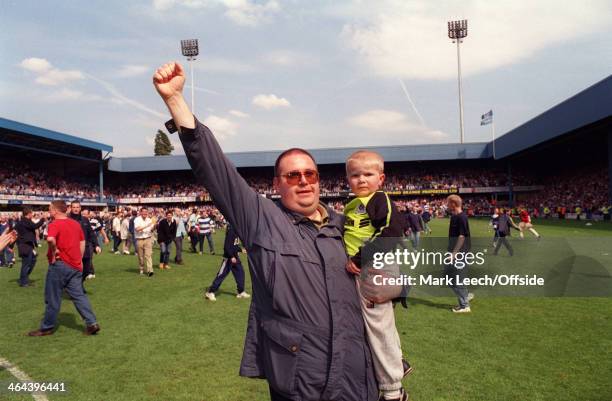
left=278, top=201, right=342, bottom=230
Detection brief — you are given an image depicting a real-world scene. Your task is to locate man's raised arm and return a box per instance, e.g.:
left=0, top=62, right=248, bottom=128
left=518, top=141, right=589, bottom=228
left=152, top=62, right=262, bottom=248
left=153, top=62, right=195, bottom=130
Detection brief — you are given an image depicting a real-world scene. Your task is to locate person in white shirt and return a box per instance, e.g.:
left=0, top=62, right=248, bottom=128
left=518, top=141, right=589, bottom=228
left=134, top=208, right=155, bottom=277
left=111, top=212, right=123, bottom=254
left=120, top=214, right=131, bottom=254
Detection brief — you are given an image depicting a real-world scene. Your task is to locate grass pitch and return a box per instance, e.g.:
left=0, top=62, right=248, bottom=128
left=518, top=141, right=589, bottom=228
left=0, top=218, right=611, bottom=401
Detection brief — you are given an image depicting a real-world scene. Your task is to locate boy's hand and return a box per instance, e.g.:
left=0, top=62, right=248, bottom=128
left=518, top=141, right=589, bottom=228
left=346, top=259, right=361, bottom=275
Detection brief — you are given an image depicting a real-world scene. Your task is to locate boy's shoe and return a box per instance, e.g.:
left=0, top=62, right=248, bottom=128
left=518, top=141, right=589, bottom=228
left=205, top=291, right=217, bottom=301
left=236, top=291, right=251, bottom=299
left=148, top=271, right=154, bottom=277
left=378, top=388, right=409, bottom=401
left=452, top=306, right=471, bottom=313
left=159, top=263, right=165, bottom=270
left=402, top=359, right=413, bottom=377
left=164, top=264, right=171, bottom=269
left=467, top=292, right=475, bottom=302
left=114, top=251, right=120, bottom=255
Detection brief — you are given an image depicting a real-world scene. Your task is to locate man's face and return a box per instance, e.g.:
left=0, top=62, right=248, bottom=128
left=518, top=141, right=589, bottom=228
left=166, top=213, right=173, bottom=221
left=273, top=153, right=320, bottom=216
left=82, top=209, right=90, bottom=218
left=346, top=159, right=384, bottom=198
left=70, top=203, right=81, bottom=215
left=141, top=209, right=148, bottom=218
left=49, top=205, right=57, bottom=219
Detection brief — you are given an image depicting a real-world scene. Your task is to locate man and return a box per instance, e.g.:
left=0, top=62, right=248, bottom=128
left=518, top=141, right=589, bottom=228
left=85, top=209, right=109, bottom=248
left=27, top=200, right=100, bottom=337
left=173, top=208, right=187, bottom=265
left=134, top=207, right=155, bottom=277
left=15, top=208, right=46, bottom=287
left=197, top=210, right=215, bottom=255
left=446, top=194, right=472, bottom=313
left=518, top=207, right=541, bottom=240
left=111, top=211, right=123, bottom=254
left=406, top=206, right=423, bottom=249
left=129, top=209, right=138, bottom=251
left=421, top=206, right=432, bottom=235
left=154, top=61, right=379, bottom=401
left=69, top=201, right=100, bottom=288
left=157, top=210, right=177, bottom=270
left=493, top=208, right=518, bottom=256
left=120, top=212, right=131, bottom=254
left=204, top=224, right=250, bottom=301
left=187, top=208, right=199, bottom=252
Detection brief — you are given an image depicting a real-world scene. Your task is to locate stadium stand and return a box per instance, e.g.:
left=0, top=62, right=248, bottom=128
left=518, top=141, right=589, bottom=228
left=1, top=75, right=610, bottom=220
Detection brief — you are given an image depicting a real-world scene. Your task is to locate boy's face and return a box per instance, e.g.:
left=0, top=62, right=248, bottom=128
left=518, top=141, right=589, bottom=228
left=346, top=159, right=385, bottom=197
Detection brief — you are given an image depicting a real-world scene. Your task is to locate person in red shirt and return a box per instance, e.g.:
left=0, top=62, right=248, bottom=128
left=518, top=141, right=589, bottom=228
left=28, top=200, right=100, bottom=337
left=518, top=207, right=541, bottom=240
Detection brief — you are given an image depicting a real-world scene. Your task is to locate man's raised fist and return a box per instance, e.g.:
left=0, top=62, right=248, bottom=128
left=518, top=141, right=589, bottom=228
left=153, top=62, right=185, bottom=101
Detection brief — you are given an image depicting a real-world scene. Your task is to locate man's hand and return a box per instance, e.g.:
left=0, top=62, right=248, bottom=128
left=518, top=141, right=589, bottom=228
left=152, top=62, right=195, bottom=129
left=230, top=257, right=237, bottom=264
left=95, top=246, right=101, bottom=254
left=153, top=62, right=185, bottom=101
left=346, top=259, right=361, bottom=275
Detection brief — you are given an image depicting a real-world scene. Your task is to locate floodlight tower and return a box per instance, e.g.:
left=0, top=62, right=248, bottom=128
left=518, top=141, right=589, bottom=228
left=448, top=20, right=468, bottom=144
left=181, top=39, right=199, bottom=113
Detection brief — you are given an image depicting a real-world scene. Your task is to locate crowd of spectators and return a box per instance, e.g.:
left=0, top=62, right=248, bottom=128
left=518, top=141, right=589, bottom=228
left=0, top=160, right=609, bottom=215
left=0, top=163, right=100, bottom=198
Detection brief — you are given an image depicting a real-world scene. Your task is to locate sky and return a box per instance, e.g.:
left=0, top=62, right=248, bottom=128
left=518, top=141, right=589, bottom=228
left=1, top=0, right=611, bottom=157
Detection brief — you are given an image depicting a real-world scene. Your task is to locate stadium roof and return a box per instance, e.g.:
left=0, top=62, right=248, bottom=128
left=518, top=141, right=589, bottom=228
left=108, top=142, right=491, bottom=172
left=0, top=117, right=113, bottom=161
left=494, top=74, right=612, bottom=159
left=105, top=74, right=611, bottom=172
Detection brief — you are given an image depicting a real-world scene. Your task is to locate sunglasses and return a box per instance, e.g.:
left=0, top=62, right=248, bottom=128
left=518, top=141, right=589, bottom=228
left=280, top=169, right=319, bottom=185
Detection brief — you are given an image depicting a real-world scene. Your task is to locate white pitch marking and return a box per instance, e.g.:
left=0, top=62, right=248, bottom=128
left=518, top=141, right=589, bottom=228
left=0, top=356, right=50, bottom=401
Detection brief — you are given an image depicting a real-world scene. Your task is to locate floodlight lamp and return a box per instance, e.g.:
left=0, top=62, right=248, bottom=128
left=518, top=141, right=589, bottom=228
left=181, top=39, right=199, bottom=57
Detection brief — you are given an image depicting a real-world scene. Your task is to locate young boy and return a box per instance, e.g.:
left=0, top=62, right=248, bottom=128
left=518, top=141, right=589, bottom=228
left=343, top=150, right=410, bottom=401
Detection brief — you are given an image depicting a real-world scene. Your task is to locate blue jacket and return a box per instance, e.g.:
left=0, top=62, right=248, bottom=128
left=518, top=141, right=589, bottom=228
left=179, top=118, right=378, bottom=401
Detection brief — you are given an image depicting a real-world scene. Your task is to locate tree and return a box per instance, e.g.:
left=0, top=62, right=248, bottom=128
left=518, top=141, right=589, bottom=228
left=154, top=129, right=174, bottom=156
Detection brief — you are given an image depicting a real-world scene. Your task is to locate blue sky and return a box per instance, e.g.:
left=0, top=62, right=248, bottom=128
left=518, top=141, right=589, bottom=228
left=1, top=0, right=610, bottom=157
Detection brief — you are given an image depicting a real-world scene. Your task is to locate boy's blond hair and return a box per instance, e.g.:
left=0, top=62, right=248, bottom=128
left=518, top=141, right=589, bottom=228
left=345, top=150, right=384, bottom=174
left=447, top=194, right=463, bottom=207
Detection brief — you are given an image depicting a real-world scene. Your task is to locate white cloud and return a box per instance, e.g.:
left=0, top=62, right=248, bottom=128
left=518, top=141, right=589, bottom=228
left=229, top=109, right=249, bottom=118
left=20, top=57, right=84, bottom=86
left=348, top=109, right=448, bottom=141
left=341, top=0, right=611, bottom=80
left=252, top=93, right=291, bottom=110
left=117, top=64, right=150, bottom=78
left=202, top=115, right=238, bottom=139
left=152, top=0, right=280, bottom=26
left=223, top=0, right=280, bottom=27
left=35, top=69, right=84, bottom=86
left=20, top=58, right=52, bottom=73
